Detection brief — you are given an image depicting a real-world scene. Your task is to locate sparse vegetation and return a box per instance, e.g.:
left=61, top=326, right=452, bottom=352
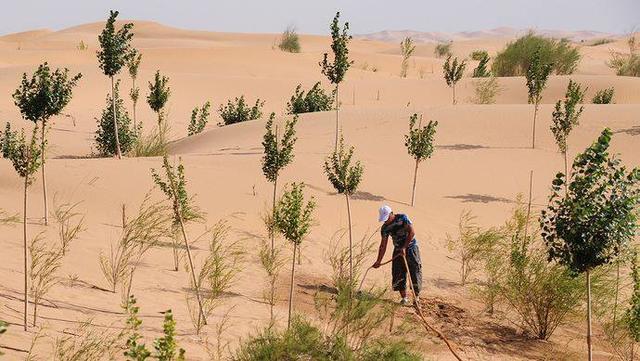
left=127, top=51, right=143, bottom=131
left=592, top=87, right=615, bottom=104
left=286, top=83, right=334, bottom=115
left=443, top=56, right=466, bottom=105
left=95, top=81, right=139, bottom=156
left=551, top=79, right=587, bottom=183
left=590, top=38, right=615, bottom=46
left=324, top=135, right=364, bottom=293
left=97, top=10, right=136, bottom=159
left=526, top=49, right=553, bottom=149
left=13, top=62, right=82, bottom=225
left=0, top=320, right=6, bottom=356
left=187, top=101, right=211, bottom=136
left=493, top=33, right=581, bottom=76
left=540, top=128, right=640, bottom=359
left=471, top=49, right=489, bottom=61
left=405, top=113, right=437, bottom=206
left=129, top=120, right=169, bottom=157
left=218, top=96, right=265, bottom=126
left=608, top=52, right=640, bottom=77
left=273, top=183, right=315, bottom=328
left=434, top=43, right=452, bottom=58
left=320, top=11, right=353, bottom=151
left=400, top=37, right=416, bottom=78
left=53, top=321, right=122, bottom=361
left=472, top=53, right=491, bottom=77
left=278, top=26, right=301, bottom=53
left=77, top=40, right=88, bottom=50
left=147, top=70, right=171, bottom=125
left=471, top=76, right=501, bottom=104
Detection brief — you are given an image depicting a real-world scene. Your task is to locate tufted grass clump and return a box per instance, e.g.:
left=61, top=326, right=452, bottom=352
left=278, top=26, right=301, bottom=53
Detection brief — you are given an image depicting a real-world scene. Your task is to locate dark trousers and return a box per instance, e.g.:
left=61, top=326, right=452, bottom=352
left=391, top=243, right=422, bottom=295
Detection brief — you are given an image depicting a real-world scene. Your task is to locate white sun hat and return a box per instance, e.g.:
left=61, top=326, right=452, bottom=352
left=378, top=205, right=392, bottom=222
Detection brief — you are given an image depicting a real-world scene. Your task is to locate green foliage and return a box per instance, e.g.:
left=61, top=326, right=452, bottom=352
left=400, top=37, right=416, bottom=78
left=492, top=33, right=581, bottom=76
left=278, top=26, right=301, bottom=53
left=151, top=156, right=202, bottom=227
left=608, top=53, right=640, bottom=77
left=526, top=49, right=553, bottom=105
left=592, top=87, right=615, bottom=104
left=12, top=62, right=82, bottom=124
left=472, top=53, right=491, bottom=77
left=0, top=320, right=6, bottom=356
left=320, top=12, right=353, bottom=85
left=154, top=310, right=185, bottom=361
left=1, top=123, right=42, bottom=183
left=129, top=121, right=169, bottom=157
left=286, top=82, right=334, bottom=115
left=323, top=135, right=364, bottom=195
left=274, top=183, right=315, bottom=246
left=77, top=40, right=88, bottom=51
left=551, top=79, right=586, bottom=154
left=124, top=296, right=151, bottom=360
left=147, top=70, right=170, bottom=123
left=95, top=81, right=139, bottom=156
left=471, top=49, right=488, bottom=61
left=218, top=96, right=265, bottom=126
left=541, top=128, right=640, bottom=274
left=262, top=113, right=297, bottom=183
left=627, top=253, right=640, bottom=342
left=187, top=101, right=211, bottom=136
left=360, top=340, right=422, bottom=361
left=471, top=77, right=501, bottom=104
left=97, top=10, right=135, bottom=77
left=434, top=43, right=452, bottom=58
left=404, top=113, right=437, bottom=163
left=443, top=56, right=466, bottom=86
left=127, top=52, right=142, bottom=104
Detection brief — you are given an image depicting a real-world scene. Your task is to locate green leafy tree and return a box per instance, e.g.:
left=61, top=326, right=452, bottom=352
left=187, top=101, right=211, bottom=136
left=404, top=114, right=437, bottom=206
left=95, top=81, right=139, bottom=156
left=262, top=113, right=298, bottom=252
left=400, top=37, right=415, bottom=78
left=592, top=87, right=615, bottom=104
left=218, top=96, right=264, bottom=126
left=550, top=79, right=587, bottom=186
left=320, top=11, right=353, bottom=151
left=286, top=83, right=334, bottom=115
left=97, top=10, right=135, bottom=159
left=443, top=56, right=466, bottom=105
left=273, top=183, right=315, bottom=329
left=472, top=53, right=491, bottom=77
left=151, top=156, right=206, bottom=327
left=323, top=135, right=364, bottom=290
left=127, top=51, right=142, bottom=131
left=540, top=129, right=640, bottom=360
left=12, top=62, right=81, bottom=225
left=526, top=49, right=553, bottom=149
left=278, top=25, right=301, bottom=53
left=147, top=70, right=170, bottom=125
left=1, top=124, right=42, bottom=331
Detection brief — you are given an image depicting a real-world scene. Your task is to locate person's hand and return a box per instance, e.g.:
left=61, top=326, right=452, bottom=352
left=372, top=261, right=381, bottom=269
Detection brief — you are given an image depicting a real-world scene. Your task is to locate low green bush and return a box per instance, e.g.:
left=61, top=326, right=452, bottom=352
left=218, top=96, right=265, bottom=126
left=592, top=88, right=615, bottom=104
left=94, top=81, right=140, bottom=156
left=434, top=43, right=452, bottom=58
left=286, top=82, right=334, bottom=114
left=471, top=49, right=488, bottom=61
left=279, top=26, right=301, bottom=53
left=608, top=53, right=640, bottom=77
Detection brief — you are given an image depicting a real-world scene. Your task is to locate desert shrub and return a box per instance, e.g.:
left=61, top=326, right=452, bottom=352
left=187, top=101, right=211, bottom=136
left=54, top=322, right=122, bottom=361
left=471, top=77, right=501, bottom=104
left=443, top=56, right=466, bottom=105
left=592, top=87, right=615, bottom=104
left=492, top=33, right=581, bottom=76
left=279, top=26, right=301, bottom=53
left=400, top=37, right=416, bottom=78
left=286, top=83, right=334, bottom=114
left=472, top=53, right=491, bottom=77
left=95, top=81, right=139, bottom=156
left=218, top=96, right=264, bottom=126
left=608, top=53, right=640, bottom=77
left=147, top=70, right=171, bottom=125
left=129, top=120, right=169, bottom=158
left=434, top=43, right=452, bottom=58
left=590, top=38, right=615, bottom=46
left=258, top=234, right=286, bottom=325
left=0, top=208, right=19, bottom=225
left=77, top=40, right=88, bottom=50
left=470, top=49, right=488, bottom=61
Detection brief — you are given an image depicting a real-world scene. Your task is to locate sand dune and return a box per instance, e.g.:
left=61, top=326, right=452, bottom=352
left=0, top=20, right=638, bottom=360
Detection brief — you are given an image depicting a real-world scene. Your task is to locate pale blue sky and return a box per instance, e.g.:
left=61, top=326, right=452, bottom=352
left=1, top=0, right=638, bottom=36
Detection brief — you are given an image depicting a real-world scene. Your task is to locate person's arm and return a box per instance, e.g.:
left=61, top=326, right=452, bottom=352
left=400, top=223, right=416, bottom=256
left=373, top=235, right=389, bottom=268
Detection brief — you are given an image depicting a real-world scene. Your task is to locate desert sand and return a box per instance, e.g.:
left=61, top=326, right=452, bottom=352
left=0, top=20, right=638, bottom=360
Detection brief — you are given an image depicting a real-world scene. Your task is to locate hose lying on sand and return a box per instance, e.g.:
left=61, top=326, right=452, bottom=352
left=358, top=254, right=465, bottom=361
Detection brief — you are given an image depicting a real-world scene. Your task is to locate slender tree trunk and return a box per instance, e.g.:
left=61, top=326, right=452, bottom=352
left=410, top=159, right=420, bottom=206
left=586, top=270, right=593, bottom=361
left=271, top=125, right=279, bottom=255
left=334, top=85, right=340, bottom=153
left=612, top=262, right=620, bottom=339
left=532, top=102, right=539, bottom=149
left=172, top=226, right=179, bottom=271
left=297, top=246, right=301, bottom=265
left=523, top=170, right=533, bottom=252
left=23, top=164, right=29, bottom=331
left=345, top=194, right=353, bottom=289
left=112, top=76, right=122, bottom=159
left=452, top=84, right=456, bottom=105
left=288, top=243, right=297, bottom=329
left=32, top=299, right=37, bottom=327
left=563, top=150, right=569, bottom=194
left=40, top=119, right=48, bottom=225
left=132, top=78, right=137, bottom=132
